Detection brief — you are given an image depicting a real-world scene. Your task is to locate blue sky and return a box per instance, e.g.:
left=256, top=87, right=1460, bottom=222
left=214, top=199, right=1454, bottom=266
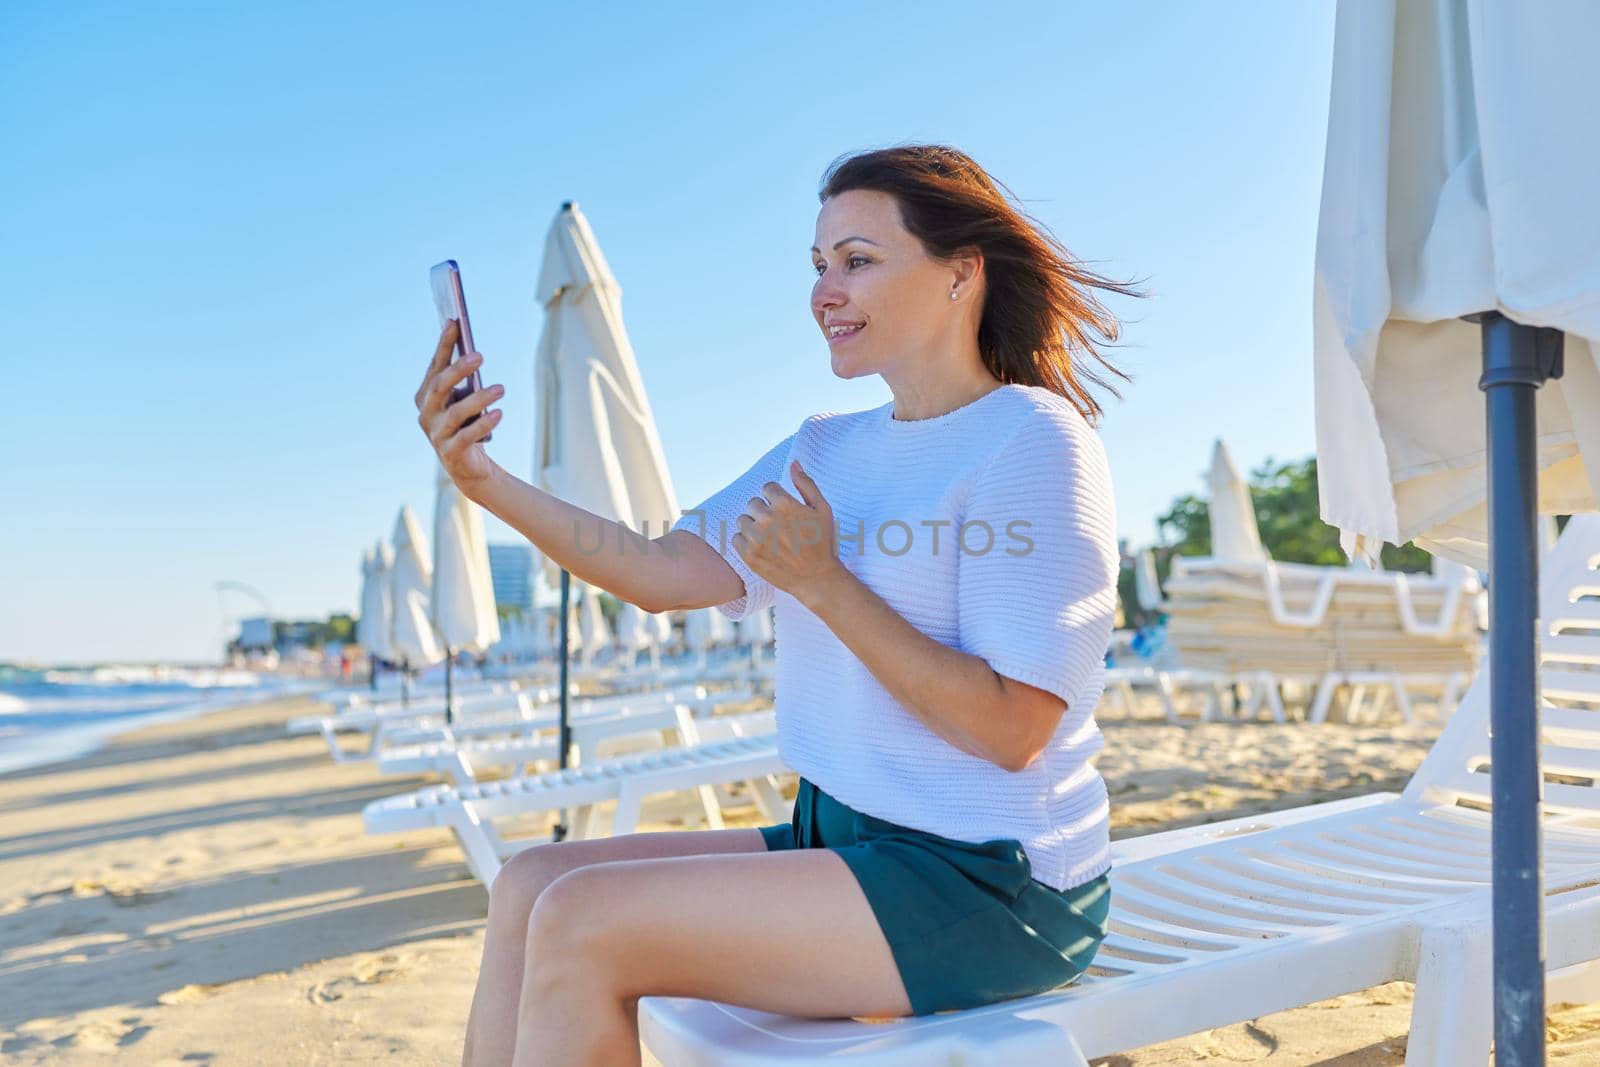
left=1, top=1, right=1338, bottom=664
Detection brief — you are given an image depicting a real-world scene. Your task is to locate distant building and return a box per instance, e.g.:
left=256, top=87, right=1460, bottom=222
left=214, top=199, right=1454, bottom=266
left=237, top=617, right=274, bottom=651
left=487, top=543, right=534, bottom=614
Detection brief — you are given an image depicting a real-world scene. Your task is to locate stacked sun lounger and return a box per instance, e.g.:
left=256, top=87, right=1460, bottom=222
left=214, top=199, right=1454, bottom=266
left=1160, top=556, right=1482, bottom=676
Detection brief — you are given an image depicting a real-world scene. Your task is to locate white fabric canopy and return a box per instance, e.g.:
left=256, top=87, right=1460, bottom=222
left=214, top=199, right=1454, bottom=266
left=430, top=464, right=501, bottom=654
left=738, top=604, right=774, bottom=647
left=684, top=606, right=735, bottom=649
left=355, top=540, right=394, bottom=660
left=650, top=608, right=673, bottom=648
left=388, top=505, right=444, bottom=666
left=531, top=201, right=682, bottom=590
left=1134, top=548, right=1164, bottom=613
left=1207, top=440, right=1267, bottom=564
left=578, top=584, right=611, bottom=658
left=1314, top=0, right=1600, bottom=568
left=616, top=601, right=652, bottom=652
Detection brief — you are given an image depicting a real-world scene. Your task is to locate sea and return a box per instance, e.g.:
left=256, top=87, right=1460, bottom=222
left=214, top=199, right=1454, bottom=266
left=0, top=664, right=320, bottom=776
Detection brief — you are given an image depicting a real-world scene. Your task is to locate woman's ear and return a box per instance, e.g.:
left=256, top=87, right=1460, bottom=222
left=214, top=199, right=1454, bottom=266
left=951, top=247, right=984, bottom=294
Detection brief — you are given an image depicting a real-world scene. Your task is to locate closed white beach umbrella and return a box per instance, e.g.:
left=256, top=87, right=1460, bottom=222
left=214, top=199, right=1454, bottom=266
left=1134, top=547, right=1164, bottom=613
left=617, top=601, right=650, bottom=652
left=683, top=607, right=735, bottom=668
left=532, top=200, right=682, bottom=583
left=579, top=584, right=611, bottom=665
left=1207, top=440, right=1267, bottom=564
left=739, top=604, right=773, bottom=646
left=532, top=201, right=684, bottom=834
left=431, top=465, right=501, bottom=653
left=1313, top=3, right=1600, bottom=1056
left=431, top=464, right=502, bottom=715
left=1314, top=1, right=1600, bottom=570
left=564, top=598, right=585, bottom=660
left=650, top=607, right=673, bottom=649
left=388, top=505, right=444, bottom=700
left=356, top=540, right=394, bottom=662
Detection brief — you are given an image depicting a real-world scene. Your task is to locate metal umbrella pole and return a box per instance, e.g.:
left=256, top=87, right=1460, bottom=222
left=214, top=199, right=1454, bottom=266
left=444, top=646, right=454, bottom=726
left=551, top=569, right=574, bottom=842
left=1473, top=310, right=1564, bottom=1067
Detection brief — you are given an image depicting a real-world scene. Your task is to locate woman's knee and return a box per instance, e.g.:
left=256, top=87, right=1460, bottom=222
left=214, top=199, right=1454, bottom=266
left=488, top=843, right=569, bottom=921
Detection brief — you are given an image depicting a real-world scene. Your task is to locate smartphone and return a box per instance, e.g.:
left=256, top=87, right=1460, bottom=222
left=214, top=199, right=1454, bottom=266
left=429, top=259, right=491, bottom=441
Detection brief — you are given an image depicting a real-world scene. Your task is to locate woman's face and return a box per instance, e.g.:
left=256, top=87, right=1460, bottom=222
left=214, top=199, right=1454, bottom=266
left=810, top=188, right=970, bottom=381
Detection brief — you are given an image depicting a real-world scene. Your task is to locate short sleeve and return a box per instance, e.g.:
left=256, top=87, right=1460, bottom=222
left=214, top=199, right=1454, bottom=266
left=955, top=409, right=1119, bottom=708
left=671, top=429, right=799, bottom=620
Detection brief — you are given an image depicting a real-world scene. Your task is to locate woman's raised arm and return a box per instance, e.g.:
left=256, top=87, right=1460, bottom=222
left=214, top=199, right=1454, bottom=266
left=416, top=319, right=740, bottom=613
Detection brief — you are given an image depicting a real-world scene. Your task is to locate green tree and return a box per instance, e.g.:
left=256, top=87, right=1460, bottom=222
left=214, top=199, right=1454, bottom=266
left=1152, top=455, right=1434, bottom=579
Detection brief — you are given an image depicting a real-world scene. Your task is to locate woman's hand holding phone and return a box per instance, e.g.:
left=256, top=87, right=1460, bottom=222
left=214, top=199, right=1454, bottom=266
left=415, top=318, right=504, bottom=495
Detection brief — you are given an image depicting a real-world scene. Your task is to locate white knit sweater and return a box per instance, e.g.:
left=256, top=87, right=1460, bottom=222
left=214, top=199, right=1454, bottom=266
left=670, top=382, right=1118, bottom=890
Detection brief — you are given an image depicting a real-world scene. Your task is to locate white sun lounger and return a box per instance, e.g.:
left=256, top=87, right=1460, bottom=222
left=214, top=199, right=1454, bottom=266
left=373, top=687, right=760, bottom=784
left=289, top=681, right=730, bottom=764
left=362, top=709, right=785, bottom=887
left=638, top=515, right=1600, bottom=1067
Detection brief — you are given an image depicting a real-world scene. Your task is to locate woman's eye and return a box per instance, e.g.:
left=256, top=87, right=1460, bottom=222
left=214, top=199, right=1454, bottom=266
left=813, top=255, right=870, bottom=276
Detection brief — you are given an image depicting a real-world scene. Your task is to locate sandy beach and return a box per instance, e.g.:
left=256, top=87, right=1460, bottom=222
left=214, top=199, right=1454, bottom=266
left=3, top=692, right=1598, bottom=1065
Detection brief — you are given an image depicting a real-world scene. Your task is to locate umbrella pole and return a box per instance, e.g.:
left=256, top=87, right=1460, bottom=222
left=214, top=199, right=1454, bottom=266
left=401, top=657, right=410, bottom=710
left=369, top=652, right=377, bottom=692
left=552, top=569, right=573, bottom=843
left=1476, top=310, right=1563, bottom=1067
left=445, top=648, right=453, bottom=726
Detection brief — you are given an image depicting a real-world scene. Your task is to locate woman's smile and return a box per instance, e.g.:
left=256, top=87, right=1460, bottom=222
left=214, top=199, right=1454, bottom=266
left=826, top=322, right=866, bottom=345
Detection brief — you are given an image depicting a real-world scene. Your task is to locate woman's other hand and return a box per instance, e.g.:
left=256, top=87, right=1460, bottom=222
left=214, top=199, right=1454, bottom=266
left=416, top=319, right=504, bottom=496
left=734, top=459, right=849, bottom=609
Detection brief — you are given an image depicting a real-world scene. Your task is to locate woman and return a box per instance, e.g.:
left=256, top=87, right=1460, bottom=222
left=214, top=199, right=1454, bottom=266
left=416, top=144, right=1135, bottom=1067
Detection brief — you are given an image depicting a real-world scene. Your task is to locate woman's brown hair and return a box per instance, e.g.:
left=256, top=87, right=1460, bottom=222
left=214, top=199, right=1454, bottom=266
left=819, top=143, right=1140, bottom=425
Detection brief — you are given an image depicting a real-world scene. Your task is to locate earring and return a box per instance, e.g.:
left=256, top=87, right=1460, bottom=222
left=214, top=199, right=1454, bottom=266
left=949, top=289, right=958, bottom=301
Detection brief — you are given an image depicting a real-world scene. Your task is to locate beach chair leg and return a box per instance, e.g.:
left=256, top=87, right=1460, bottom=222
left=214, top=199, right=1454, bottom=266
left=447, top=803, right=511, bottom=890
left=569, top=804, right=596, bottom=840
left=1237, top=680, right=1263, bottom=722
left=320, top=722, right=374, bottom=764
left=1364, top=685, right=1390, bottom=724
left=1262, top=675, right=1288, bottom=724
left=1346, top=685, right=1370, bottom=724
left=1308, top=675, right=1338, bottom=724
left=1155, top=673, right=1182, bottom=724
left=613, top=784, right=645, bottom=837
left=1406, top=916, right=1492, bottom=1067
left=690, top=783, right=726, bottom=830
left=1208, top=682, right=1230, bottom=723
left=1390, top=676, right=1417, bottom=725
left=749, top=775, right=789, bottom=822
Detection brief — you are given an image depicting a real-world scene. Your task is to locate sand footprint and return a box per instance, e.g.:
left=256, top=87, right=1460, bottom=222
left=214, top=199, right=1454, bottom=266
left=306, top=953, right=411, bottom=1004
left=61, top=1015, right=151, bottom=1052
left=1193, top=1020, right=1279, bottom=1061
left=157, top=983, right=227, bottom=1005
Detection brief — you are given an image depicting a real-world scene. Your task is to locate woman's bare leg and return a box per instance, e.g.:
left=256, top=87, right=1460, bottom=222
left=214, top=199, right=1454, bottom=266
left=513, top=849, right=911, bottom=1066
left=461, top=826, right=769, bottom=1067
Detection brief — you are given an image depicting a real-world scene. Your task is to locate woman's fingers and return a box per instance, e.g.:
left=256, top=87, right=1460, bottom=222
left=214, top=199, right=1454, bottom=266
left=432, top=382, right=505, bottom=446
left=416, top=320, right=460, bottom=409
left=442, top=406, right=503, bottom=458
left=419, top=351, right=483, bottom=420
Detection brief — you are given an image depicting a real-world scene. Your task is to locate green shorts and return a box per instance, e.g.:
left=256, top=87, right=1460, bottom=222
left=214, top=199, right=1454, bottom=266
left=760, top=776, right=1110, bottom=1017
